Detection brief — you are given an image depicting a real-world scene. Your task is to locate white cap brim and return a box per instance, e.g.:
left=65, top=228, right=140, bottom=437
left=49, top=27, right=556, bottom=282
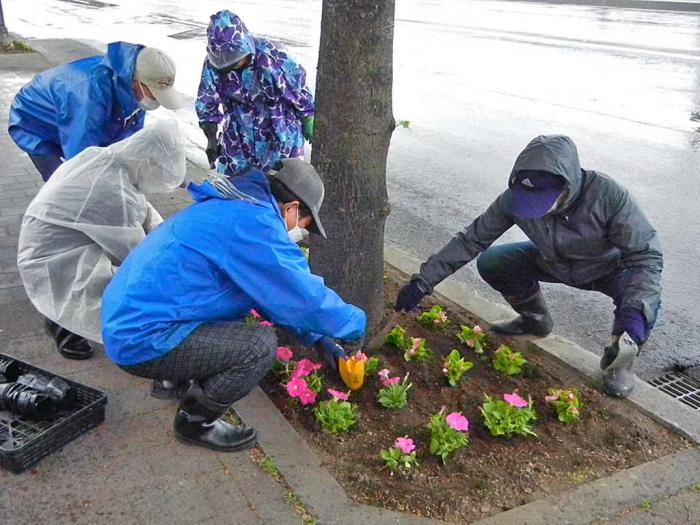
left=148, top=86, right=185, bottom=110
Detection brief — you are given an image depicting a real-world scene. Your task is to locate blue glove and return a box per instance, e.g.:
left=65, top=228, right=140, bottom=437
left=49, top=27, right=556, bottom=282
left=314, top=336, right=347, bottom=371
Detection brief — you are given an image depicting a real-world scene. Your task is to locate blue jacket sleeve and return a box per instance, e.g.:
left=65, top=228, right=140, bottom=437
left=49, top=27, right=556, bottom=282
left=211, top=208, right=366, bottom=343
left=56, top=77, right=112, bottom=159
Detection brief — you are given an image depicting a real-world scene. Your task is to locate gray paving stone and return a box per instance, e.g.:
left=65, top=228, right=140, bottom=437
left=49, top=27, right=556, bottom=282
left=129, top=477, right=218, bottom=525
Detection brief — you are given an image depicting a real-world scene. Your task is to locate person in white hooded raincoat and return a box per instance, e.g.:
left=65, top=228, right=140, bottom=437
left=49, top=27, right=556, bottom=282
left=17, top=119, right=187, bottom=359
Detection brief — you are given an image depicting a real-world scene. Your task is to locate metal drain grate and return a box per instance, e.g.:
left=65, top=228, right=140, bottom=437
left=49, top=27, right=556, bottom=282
left=648, top=371, right=700, bottom=410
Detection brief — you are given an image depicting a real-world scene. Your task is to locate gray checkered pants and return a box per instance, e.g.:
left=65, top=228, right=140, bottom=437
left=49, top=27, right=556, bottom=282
left=120, top=321, right=277, bottom=405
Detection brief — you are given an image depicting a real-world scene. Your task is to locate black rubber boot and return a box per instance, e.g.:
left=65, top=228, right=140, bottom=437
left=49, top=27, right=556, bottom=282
left=44, top=318, right=94, bottom=360
left=600, top=332, right=638, bottom=399
left=173, top=384, right=257, bottom=452
left=150, top=379, right=191, bottom=401
left=491, top=291, right=553, bottom=337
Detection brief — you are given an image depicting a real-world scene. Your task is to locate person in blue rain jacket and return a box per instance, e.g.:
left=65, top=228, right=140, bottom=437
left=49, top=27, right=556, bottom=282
left=8, top=42, right=182, bottom=181
left=101, top=159, right=365, bottom=453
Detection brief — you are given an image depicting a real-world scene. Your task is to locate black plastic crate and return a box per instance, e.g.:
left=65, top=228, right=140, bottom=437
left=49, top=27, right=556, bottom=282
left=0, top=353, right=107, bottom=473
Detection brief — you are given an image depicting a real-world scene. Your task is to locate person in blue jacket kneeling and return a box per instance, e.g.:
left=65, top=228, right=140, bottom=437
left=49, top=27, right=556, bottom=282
left=8, top=42, right=183, bottom=181
left=101, top=159, right=366, bottom=452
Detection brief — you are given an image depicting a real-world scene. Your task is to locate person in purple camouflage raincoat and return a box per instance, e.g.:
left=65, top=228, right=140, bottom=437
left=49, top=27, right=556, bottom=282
left=196, top=10, right=315, bottom=177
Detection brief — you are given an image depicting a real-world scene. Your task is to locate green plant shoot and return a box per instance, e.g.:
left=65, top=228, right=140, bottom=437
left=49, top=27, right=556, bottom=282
left=380, top=447, right=419, bottom=472
left=364, top=356, right=382, bottom=378
left=545, top=388, right=583, bottom=424
left=305, top=372, right=324, bottom=394
left=481, top=395, right=537, bottom=437
left=378, top=374, right=412, bottom=409
left=417, top=305, right=451, bottom=328
left=404, top=337, right=434, bottom=362
left=457, top=324, right=488, bottom=354
left=385, top=326, right=409, bottom=349
left=427, top=408, right=469, bottom=464
left=313, top=399, right=359, bottom=434
left=492, top=345, right=527, bottom=376
left=443, top=349, right=474, bottom=387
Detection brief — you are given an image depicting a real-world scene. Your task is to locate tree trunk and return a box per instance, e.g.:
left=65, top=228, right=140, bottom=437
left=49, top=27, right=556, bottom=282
left=310, top=0, right=395, bottom=335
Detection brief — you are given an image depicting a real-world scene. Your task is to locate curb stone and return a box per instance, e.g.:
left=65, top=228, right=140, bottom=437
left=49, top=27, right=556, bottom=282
left=385, top=242, right=700, bottom=445
left=473, top=448, right=700, bottom=525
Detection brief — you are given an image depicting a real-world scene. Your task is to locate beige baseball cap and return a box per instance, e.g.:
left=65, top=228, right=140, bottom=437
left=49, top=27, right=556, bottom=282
left=134, top=47, right=184, bottom=110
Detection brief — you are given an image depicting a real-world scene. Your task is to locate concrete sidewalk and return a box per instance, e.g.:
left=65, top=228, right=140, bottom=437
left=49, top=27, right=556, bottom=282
left=0, top=46, right=302, bottom=525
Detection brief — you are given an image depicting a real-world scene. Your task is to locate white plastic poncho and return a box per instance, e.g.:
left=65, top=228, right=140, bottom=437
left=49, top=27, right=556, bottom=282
left=17, top=119, right=187, bottom=343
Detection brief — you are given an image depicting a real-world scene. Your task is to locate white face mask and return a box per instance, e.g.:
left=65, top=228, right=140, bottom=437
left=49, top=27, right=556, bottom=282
left=136, top=82, right=160, bottom=111
left=287, top=207, right=309, bottom=244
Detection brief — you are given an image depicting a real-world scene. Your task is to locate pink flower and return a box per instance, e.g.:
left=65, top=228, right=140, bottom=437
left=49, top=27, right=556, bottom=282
left=394, top=436, right=416, bottom=454
left=473, top=325, right=483, bottom=335
left=286, top=377, right=307, bottom=398
left=353, top=351, right=368, bottom=363
left=378, top=368, right=391, bottom=380
left=446, top=412, right=469, bottom=432
left=260, top=320, right=274, bottom=327
left=442, top=367, right=448, bottom=374
left=436, top=311, right=448, bottom=324
left=504, top=392, right=529, bottom=408
left=276, top=346, right=293, bottom=363
left=327, top=388, right=349, bottom=401
left=410, top=338, right=422, bottom=351
left=250, top=309, right=261, bottom=319
left=568, top=392, right=575, bottom=401
left=298, top=387, right=317, bottom=406
left=293, top=359, right=322, bottom=378
left=544, top=394, right=559, bottom=404
left=382, top=376, right=401, bottom=388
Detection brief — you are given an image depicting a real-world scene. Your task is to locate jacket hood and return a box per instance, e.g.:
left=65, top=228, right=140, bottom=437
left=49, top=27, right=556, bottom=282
left=187, top=171, right=260, bottom=205
left=103, top=41, right=144, bottom=118
left=508, top=135, right=583, bottom=212
left=206, top=10, right=255, bottom=65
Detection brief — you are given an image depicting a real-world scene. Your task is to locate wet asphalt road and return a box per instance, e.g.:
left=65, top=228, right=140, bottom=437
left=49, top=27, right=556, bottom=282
left=6, top=0, right=700, bottom=379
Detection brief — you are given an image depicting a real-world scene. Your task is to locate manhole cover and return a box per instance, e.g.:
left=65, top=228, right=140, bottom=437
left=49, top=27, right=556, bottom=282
left=648, top=371, right=700, bottom=410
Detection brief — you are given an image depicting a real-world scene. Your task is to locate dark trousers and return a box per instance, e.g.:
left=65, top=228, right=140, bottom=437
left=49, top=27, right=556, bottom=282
left=120, top=321, right=277, bottom=405
left=29, top=154, right=63, bottom=182
left=476, top=241, right=657, bottom=342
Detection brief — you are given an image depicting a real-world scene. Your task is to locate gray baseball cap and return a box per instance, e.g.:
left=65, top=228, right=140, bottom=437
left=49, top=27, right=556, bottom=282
left=270, top=158, right=327, bottom=239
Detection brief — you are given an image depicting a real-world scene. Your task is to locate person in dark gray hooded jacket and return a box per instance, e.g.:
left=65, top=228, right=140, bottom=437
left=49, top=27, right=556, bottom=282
left=394, top=135, right=662, bottom=399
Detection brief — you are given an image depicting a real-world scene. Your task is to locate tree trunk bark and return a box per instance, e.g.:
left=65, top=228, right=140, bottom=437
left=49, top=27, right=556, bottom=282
left=310, top=0, right=395, bottom=335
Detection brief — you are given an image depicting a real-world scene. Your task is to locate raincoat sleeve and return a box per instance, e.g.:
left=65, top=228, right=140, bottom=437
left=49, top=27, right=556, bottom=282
left=57, top=77, right=112, bottom=159
left=260, top=51, right=314, bottom=118
left=417, top=193, right=515, bottom=292
left=607, top=190, right=663, bottom=327
left=195, top=60, right=224, bottom=124
left=143, top=202, right=163, bottom=234
left=212, top=211, right=365, bottom=343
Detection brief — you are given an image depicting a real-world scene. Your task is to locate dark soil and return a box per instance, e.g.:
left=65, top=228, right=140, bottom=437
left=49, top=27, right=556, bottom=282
left=261, top=266, right=690, bottom=524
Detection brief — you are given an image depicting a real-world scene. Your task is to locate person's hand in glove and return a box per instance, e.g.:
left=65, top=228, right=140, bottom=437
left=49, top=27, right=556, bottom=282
left=394, top=280, right=427, bottom=312
left=201, top=123, right=221, bottom=169
left=315, top=336, right=347, bottom=372
left=302, top=116, right=315, bottom=142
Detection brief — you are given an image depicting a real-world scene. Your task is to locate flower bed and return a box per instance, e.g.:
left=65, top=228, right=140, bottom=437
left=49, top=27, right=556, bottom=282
left=261, top=267, right=689, bottom=523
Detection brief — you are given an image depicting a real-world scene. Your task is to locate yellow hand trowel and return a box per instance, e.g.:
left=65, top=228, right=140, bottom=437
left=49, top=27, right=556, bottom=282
left=338, top=311, right=402, bottom=391
left=338, top=355, right=365, bottom=391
